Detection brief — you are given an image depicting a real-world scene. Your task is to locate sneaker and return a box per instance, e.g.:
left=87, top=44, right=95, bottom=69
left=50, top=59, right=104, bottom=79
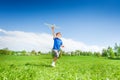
left=51, top=62, right=55, bottom=67
left=51, top=64, right=55, bottom=67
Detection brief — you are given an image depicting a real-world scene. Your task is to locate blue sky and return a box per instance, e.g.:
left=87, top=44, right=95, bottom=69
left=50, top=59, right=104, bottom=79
left=0, top=0, right=120, bottom=50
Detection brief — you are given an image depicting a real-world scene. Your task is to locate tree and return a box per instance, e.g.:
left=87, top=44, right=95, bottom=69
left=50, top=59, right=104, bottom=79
left=94, top=52, right=101, bottom=57
left=117, top=46, right=120, bottom=57
left=102, top=49, right=108, bottom=57
left=87, top=51, right=93, bottom=56
left=31, top=50, right=37, bottom=55
left=0, top=48, right=13, bottom=55
left=107, top=47, right=115, bottom=58
left=38, top=51, right=42, bottom=55
left=114, top=43, right=120, bottom=58
left=71, top=51, right=75, bottom=56
left=114, top=43, right=119, bottom=57
left=75, top=50, right=81, bottom=56
left=21, top=50, right=27, bottom=56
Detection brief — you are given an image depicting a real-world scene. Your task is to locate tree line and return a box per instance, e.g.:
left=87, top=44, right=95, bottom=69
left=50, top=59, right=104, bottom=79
left=0, top=48, right=43, bottom=56
left=0, top=43, right=120, bottom=58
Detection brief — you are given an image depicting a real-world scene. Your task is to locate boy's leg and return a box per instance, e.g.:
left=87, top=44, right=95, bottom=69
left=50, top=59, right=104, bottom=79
left=51, top=57, right=57, bottom=67
left=53, top=57, right=57, bottom=64
left=51, top=50, right=59, bottom=67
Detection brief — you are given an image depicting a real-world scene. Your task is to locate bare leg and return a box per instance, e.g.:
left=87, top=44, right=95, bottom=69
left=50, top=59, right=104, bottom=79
left=51, top=50, right=59, bottom=67
left=53, top=57, right=58, bottom=64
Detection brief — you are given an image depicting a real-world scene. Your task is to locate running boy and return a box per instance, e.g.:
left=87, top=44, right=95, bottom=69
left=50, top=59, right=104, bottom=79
left=51, top=26, right=64, bottom=67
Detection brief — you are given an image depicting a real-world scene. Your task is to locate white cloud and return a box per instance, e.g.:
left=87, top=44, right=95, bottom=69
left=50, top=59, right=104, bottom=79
left=0, top=29, right=104, bottom=52
left=62, top=38, right=103, bottom=52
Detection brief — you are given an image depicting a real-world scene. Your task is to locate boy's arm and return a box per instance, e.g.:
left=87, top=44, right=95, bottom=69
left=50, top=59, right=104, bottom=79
left=61, top=42, right=64, bottom=48
left=51, top=26, right=56, bottom=38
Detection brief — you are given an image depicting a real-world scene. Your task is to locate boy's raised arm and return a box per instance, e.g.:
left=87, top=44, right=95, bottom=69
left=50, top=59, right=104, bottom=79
left=51, top=26, right=56, bottom=38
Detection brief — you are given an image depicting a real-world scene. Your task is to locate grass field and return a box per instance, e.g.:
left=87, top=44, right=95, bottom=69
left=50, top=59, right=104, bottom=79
left=0, top=55, right=120, bottom=80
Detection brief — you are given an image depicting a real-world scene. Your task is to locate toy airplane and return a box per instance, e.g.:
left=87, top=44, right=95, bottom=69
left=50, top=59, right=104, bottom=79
left=44, top=23, right=60, bottom=29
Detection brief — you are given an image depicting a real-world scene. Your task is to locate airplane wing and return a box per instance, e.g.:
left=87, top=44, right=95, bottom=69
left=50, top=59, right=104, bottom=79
left=44, top=23, right=60, bottom=29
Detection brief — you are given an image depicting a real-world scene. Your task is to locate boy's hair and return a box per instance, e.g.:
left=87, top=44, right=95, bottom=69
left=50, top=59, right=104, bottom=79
left=56, top=32, right=61, bottom=36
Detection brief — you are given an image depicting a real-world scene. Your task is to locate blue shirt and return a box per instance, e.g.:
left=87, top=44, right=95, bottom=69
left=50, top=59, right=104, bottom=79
left=53, top=38, right=63, bottom=51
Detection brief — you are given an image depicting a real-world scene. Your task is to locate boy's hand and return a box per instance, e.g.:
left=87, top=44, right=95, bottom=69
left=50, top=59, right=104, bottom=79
left=61, top=45, right=64, bottom=48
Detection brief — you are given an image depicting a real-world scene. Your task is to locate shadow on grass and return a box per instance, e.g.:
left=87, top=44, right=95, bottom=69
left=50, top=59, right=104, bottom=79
left=24, top=63, right=52, bottom=67
left=108, top=57, right=120, bottom=60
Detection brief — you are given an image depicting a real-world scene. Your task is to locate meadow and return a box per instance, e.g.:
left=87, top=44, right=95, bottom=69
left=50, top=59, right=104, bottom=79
left=0, top=55, right=120, bottom=80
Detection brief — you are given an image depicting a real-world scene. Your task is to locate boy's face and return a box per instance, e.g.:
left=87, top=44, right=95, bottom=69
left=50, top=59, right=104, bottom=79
left=57, top=33, right=62, bottom=38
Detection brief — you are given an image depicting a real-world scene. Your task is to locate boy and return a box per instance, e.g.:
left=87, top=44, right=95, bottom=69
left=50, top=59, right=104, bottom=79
left=51, top=26, right=64, bottom=67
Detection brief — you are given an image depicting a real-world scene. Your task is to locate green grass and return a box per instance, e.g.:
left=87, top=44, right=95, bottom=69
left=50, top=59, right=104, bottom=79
left=0, top=55, right=120, bottom=80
